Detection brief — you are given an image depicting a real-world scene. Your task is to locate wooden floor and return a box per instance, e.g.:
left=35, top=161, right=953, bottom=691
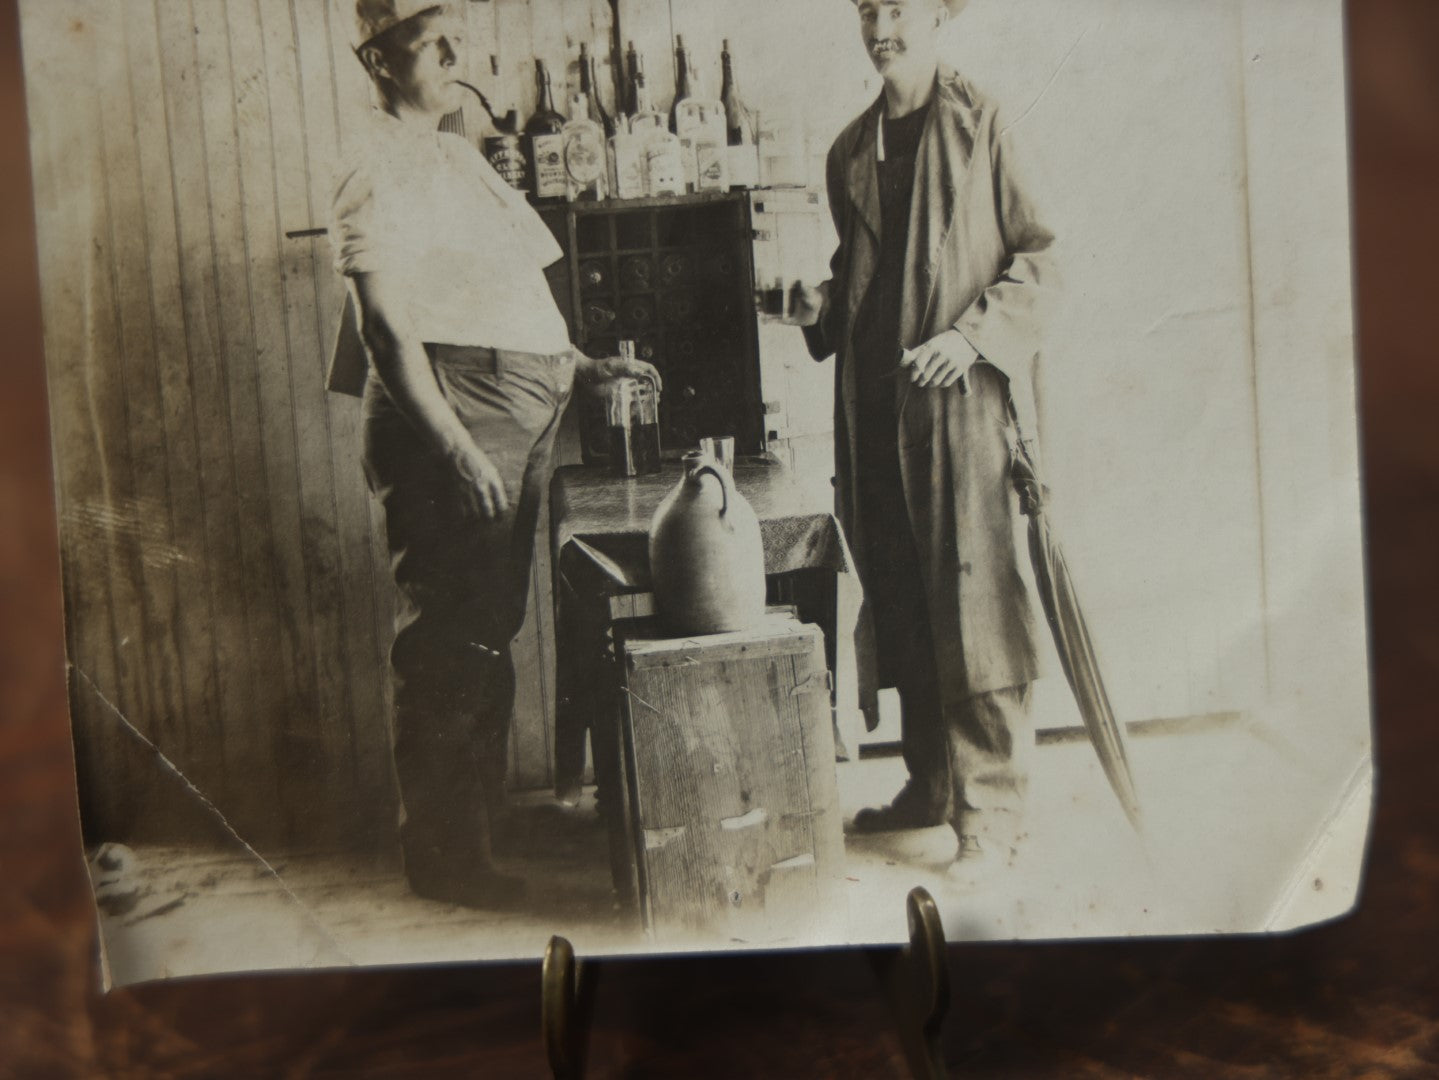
left=87, top=720, right=1359, bottom=989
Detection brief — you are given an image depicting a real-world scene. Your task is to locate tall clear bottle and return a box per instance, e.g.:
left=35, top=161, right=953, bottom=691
left=525, top=59, right=568, bottom=202
left=631, top=56, right=683, bottom=196
left=720, top=40, right=759, bottom=190
left=672, top=38, right=728, bottom=193
left=668, top=37, right=699, bottom=192
left=562, top=88, right=607, bottom=201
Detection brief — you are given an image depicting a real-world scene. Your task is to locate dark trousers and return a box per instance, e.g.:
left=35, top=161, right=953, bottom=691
left=855, top=424, right=1034, bottom=844
left=362, top=345, right=573, bottom=879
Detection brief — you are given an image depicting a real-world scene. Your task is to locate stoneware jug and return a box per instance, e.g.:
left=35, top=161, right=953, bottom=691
left=648, top=451, right=766, bottom=635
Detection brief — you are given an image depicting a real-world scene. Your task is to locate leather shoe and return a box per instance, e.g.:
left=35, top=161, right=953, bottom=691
left=851, top=784, right=947, bottom=833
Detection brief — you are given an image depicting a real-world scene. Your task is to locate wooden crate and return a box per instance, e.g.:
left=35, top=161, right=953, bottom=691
left=614, top=613, right=845, bottom=944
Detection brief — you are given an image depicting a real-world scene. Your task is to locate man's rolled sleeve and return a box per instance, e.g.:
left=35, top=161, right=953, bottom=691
left=332, top=159, right=390, bottom=278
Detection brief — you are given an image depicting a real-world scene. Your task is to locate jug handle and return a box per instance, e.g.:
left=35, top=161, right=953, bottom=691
left=693, top=463, right=730, bottom=516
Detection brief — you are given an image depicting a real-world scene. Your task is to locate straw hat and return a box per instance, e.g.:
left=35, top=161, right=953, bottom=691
left=348, top=0, right=450, bottom=50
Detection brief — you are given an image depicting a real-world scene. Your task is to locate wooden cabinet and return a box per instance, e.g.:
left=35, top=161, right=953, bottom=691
left=539, top=193, right=766, bottom=462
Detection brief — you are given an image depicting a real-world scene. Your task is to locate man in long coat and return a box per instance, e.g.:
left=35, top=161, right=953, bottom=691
left=790, top=0, right=1059, bottom=869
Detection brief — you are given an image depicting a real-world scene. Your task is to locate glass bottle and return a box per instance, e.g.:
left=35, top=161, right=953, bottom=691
left=625, top=40, right=641, bottom=117
left=526, top=60, right=569, bottom=202
left=672, top=39, right=728, bottom=193
left=581, top=45, right=615, bottom=138
left=609, top=114, right=647, bottom=201
left=720, top=40, right=759, bottom=189
left=669, top=35, right=691, bottom=134
left=483, top=102, right=529, bottom=194
left=630, top=56, right=682, bottom=197
left=669, top=37, right=700, bottom=192
left=562, top=86, right=608, bottom=201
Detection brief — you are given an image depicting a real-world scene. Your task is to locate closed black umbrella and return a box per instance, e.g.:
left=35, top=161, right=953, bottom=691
left=1012, top=449, right=1143, bottom=830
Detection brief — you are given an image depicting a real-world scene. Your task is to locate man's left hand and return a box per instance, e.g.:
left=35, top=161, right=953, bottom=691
left=575, top=351, right=664, bottom=394
left=902, top=330, right=980, bottom=390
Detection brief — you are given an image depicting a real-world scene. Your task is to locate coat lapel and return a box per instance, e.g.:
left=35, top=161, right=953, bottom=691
left=847, top=98, right=883, bottom=242
left=909, top=68, right=981, bottom=323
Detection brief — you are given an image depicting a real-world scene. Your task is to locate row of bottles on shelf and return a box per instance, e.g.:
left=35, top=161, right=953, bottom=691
left=482, top=37, right=807, bottom=204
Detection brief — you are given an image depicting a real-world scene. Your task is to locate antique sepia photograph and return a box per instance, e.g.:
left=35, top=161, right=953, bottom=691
left=17, top=0, right=1369, bottom=988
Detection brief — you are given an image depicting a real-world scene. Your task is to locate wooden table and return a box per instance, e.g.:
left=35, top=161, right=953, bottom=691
left=548, top=459, right=862, bottom=802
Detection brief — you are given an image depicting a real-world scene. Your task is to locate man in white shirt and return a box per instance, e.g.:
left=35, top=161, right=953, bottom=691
left=334, top=0, right=657, bottom=908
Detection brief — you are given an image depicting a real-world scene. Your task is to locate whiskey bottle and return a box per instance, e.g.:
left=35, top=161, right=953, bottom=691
left=525, top=59, right=568, bottom=202
left=483, top=102, right=529, bottom=193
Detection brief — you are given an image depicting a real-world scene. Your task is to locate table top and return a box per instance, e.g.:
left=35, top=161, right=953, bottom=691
left=551, top=459, right=852, bottom=593
left=551, top=458, right=836, bottom=537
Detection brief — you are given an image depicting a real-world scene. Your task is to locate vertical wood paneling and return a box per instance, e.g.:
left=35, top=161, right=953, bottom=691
left=528, top=0, right=570, bottom=104
left=256, top=0, right=361, bottom=840
left=293, top=0, right=392, bottom=834
left=124, top=0, right=228, bottom=779
left=226, top=0, right=332, bottom=844
left=190, top=0, right=293, bottom=824
left=156, top=0, right=269, bottom=820
left=95, top=4, right=196, bottom=768
left=494, top=0, right=536, bottom=120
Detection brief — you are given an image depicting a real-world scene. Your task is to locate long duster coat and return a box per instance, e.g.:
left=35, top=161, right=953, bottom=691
left=805, top=66, right=1060, bottom=705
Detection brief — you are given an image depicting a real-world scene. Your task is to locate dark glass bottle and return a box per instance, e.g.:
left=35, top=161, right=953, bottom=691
left=483, top=103, right=529, bottom=193
left=580, top=43, right=615, bottom=138
left=669, top=34, right=691, bottom=134
left=525, top=59, right=568, bottom=202
left=721, top=40, right=752, bottom=146
left=625, top=40, right=640, bottom=118
left=720, top=40, right=758, bottom=188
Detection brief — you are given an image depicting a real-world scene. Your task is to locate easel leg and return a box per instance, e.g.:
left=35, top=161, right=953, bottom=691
left=540, top=889, right=950, bottom=1078
left=542, top=936, right=597, bottom=1080
left=870, top=887, right=952, bottom=1079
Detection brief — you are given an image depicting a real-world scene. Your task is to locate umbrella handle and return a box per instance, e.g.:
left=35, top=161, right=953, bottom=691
left=1007, top=401, right=1047, bottom=516
left=1010, top=446, right=1044, bottom=517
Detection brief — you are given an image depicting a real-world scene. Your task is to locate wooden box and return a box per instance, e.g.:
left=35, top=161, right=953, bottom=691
left=614, top=613, right=845, bottom=944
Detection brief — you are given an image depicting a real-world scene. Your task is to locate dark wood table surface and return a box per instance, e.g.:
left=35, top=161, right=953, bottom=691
left=4, top=3, right=1438, bottom=1076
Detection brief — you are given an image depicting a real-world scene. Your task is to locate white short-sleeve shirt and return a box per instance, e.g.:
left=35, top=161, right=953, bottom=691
left=331, top=111, right=571, bottom=356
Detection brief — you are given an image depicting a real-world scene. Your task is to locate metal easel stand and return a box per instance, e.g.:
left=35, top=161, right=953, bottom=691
left=540, top=886, right=952, bottom=1079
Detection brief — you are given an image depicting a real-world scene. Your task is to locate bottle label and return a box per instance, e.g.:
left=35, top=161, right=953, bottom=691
left=646, top=139, right=685, bottom=197
left=678, top=136, right=699, bottom=193
left=611, top=135, right=647, bottom=200
left=531, top=132, right=567, bottom=198
left=696, top=139, right=728, bottom=191
left=564, top=124, right=606, bottom=188
left=484, top=135, right=529, bottom=192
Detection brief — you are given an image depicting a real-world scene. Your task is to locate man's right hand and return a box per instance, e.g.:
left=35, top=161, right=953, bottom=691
left=450, top=445, right=509, bottom=520
left=781, top=282, right=827, bottom=327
